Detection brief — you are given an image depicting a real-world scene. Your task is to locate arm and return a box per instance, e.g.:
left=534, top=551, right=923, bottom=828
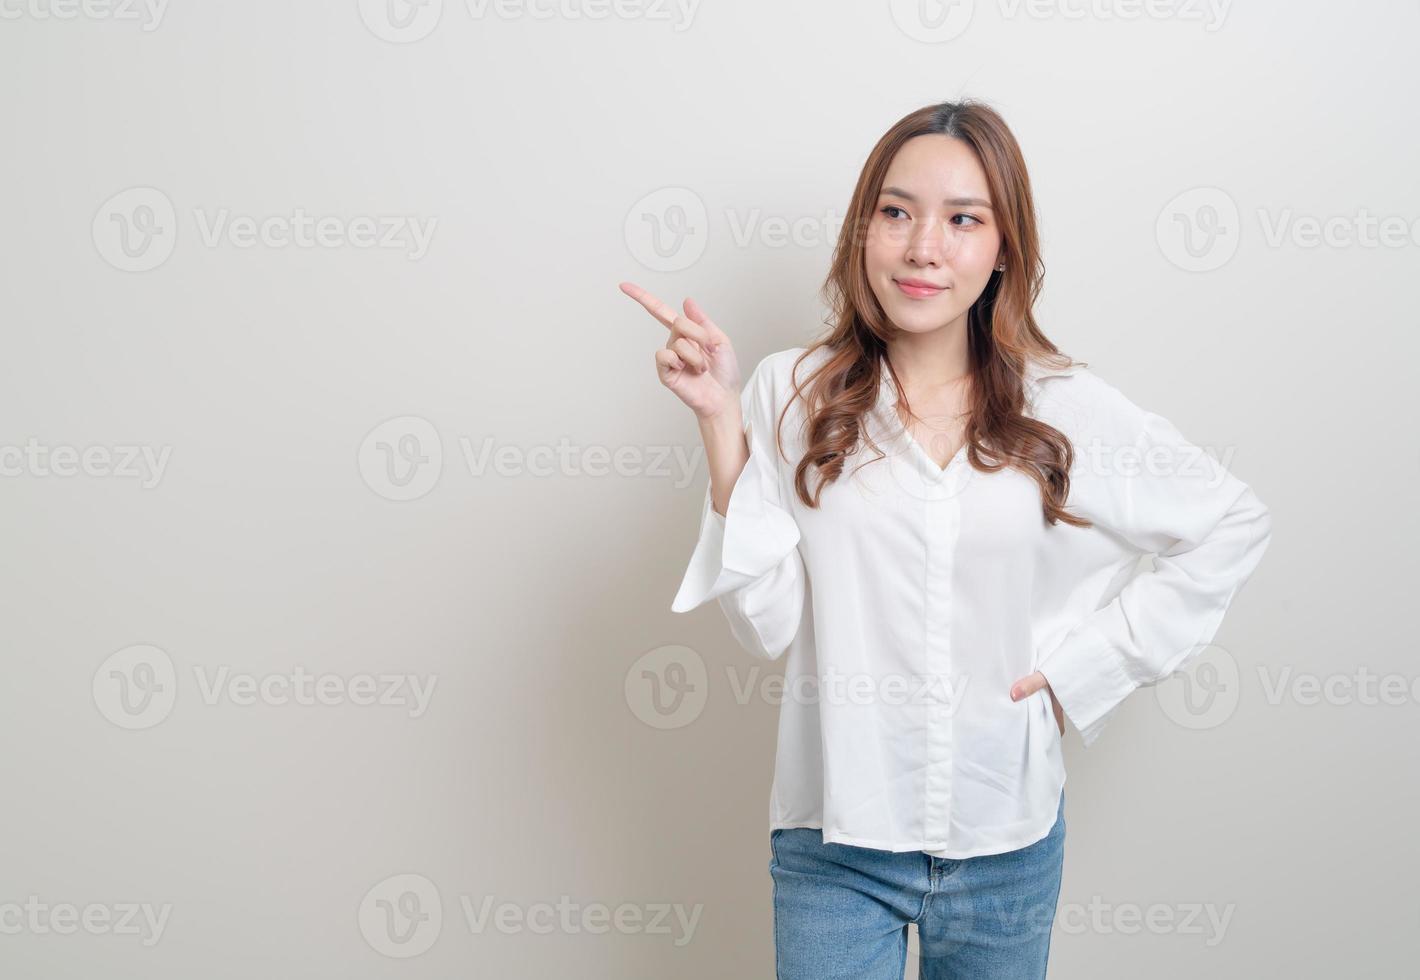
left=1036, top=381, right=1274, bottom=748
left=670, top=355, right=807, bottom=661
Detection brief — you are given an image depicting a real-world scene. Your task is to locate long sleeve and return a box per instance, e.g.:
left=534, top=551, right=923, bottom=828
left=670, top=354, right=807, bottom=661
left=1036, top=380, right=1273, bottom=748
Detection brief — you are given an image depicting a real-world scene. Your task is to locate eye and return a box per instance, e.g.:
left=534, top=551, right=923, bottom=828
left=952, top=213, right=983, bottom=227
left=879, top=205, right=908, bottom=220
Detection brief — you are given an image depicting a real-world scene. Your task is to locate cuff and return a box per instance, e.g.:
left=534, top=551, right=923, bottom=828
left=1036, top=619, right=1138, bottom=749
left=670, top=440, right=800, bottom=613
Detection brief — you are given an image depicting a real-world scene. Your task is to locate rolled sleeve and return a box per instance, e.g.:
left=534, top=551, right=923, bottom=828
left=1038, top=389, right=1274, bottom=748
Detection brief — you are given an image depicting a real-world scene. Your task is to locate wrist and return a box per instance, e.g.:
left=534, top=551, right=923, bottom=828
left=698, top=401, right=744, bottom=439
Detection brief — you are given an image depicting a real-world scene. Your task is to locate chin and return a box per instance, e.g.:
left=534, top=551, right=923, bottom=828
left=892, top=302, right=960, bottom=327
left=891, top=315, right=947, bottom=335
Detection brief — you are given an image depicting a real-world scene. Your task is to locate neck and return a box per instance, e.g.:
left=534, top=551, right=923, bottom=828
left=884, top=315, right=971, bottom=390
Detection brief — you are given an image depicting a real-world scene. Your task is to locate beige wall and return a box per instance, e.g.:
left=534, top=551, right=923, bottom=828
left=0, top=1, right=1414, bottom=977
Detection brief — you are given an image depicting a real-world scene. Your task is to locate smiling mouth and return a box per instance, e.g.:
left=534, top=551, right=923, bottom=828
left=894, top=279, right=946, bottom=298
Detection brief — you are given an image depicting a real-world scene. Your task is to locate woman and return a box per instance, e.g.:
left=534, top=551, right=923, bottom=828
left=620, top=99, right=1272, bottom=980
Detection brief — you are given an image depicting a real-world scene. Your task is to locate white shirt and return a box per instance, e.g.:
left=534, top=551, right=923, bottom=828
left=670, top=345, right=1272, bottom=859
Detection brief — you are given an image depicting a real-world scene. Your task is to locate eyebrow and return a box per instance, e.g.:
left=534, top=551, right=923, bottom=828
left=880, top=186, right=993, bottom=209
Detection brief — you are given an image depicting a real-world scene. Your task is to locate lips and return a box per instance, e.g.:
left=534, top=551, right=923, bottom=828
left=894, top=278, right=946, bottom=298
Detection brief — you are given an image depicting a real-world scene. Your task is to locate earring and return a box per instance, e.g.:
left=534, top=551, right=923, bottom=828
left=995, top=264, right=1005, bottom=272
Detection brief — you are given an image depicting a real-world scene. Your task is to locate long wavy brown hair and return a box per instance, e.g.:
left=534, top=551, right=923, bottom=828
left=774, top=99, right=1092, bottom=529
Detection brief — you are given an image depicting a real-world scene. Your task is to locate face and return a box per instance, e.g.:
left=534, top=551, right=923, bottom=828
left=863, top=134, right=1004, bottom=334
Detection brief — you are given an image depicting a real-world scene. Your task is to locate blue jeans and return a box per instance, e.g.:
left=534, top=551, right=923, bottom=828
left=769, top=791, right=1066, bottom=979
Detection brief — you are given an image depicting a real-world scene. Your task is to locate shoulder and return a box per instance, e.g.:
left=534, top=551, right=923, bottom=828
left=743, top=346, right=815, bottom=405
left=1025, top=358, right=1149, bottom=444
left=751, top=346, right=815, bottom=381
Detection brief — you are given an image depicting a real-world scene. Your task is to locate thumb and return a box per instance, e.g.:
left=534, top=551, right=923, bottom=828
left=1009, top=671, right=1046, bottom=702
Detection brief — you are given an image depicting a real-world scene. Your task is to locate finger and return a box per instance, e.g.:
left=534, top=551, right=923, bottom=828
left=1009, top=672, right=1046, bottom=701
left=619, top=283, right=712, bottom=351
left=654, top=347, right=685, bottom=382
left=667, top=312, right=713, bottom=353
left=619, top=281, right=680, bottom=330
left=671, top=336, right=709, bottom=373
left=683, top=296, right=728, bottom=348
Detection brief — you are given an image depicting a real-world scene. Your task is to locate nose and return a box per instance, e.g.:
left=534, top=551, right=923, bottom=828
left=904, top=217, right=959, bottom=268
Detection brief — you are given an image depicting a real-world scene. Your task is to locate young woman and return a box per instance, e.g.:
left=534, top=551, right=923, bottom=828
left=620, top=99, right=1272, bottom=980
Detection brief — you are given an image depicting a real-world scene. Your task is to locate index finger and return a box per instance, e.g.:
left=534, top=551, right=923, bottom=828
left=618, top=281, right=679, bottom=330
